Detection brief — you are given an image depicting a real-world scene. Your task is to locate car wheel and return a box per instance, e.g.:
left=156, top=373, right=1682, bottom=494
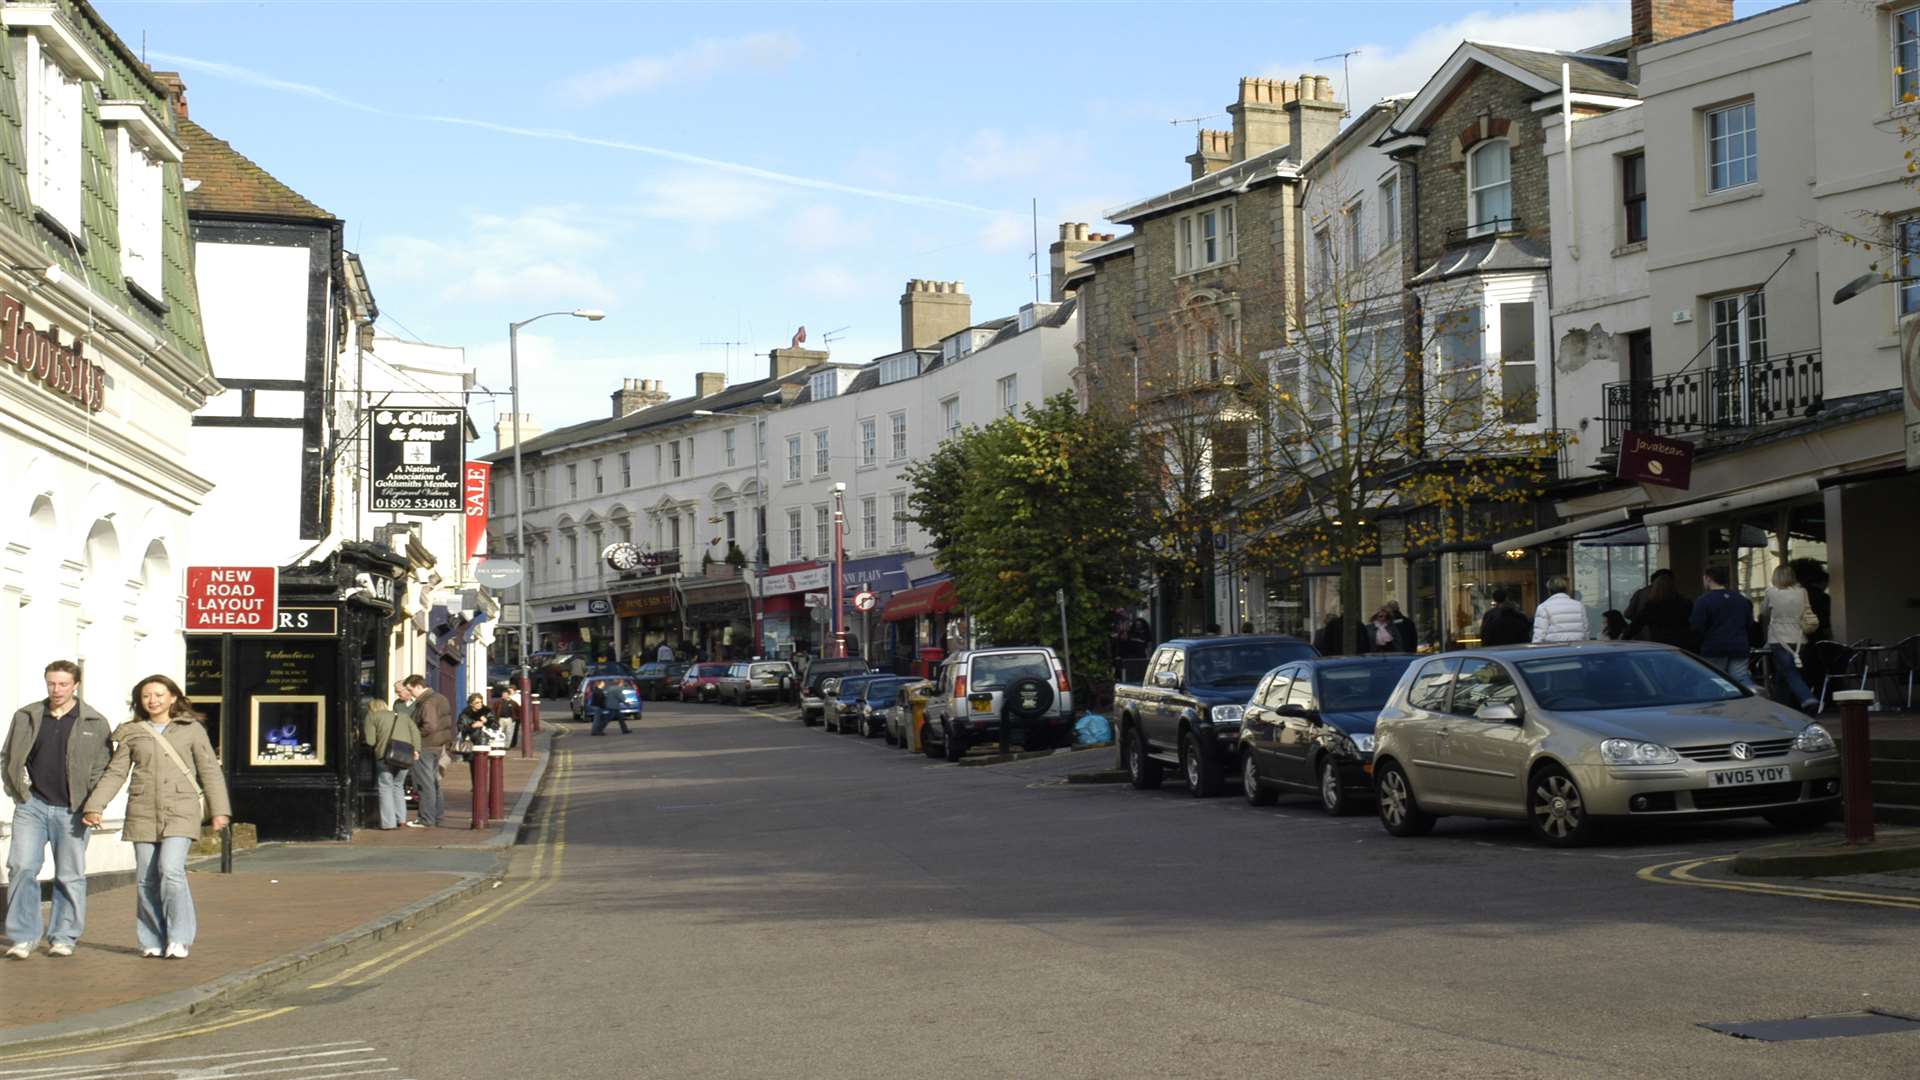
left=942, top=723, right=965, bottom=762
left=1242, top=752, right=1277, bottom=806
left=1124, top=725, right=1162, bottom=790
left=1763, top=803, right=1834, bottom=831
left=1319, top=757, right=1353, bottom=816
left=1528, top=765, right=1594, bottom=848
left=922, top=723, right=943, bottom=759
left=1182, top=730, right=1223, bottom=798
left=883, top=724, right=897, bottom=747
left=1375, top=761, right=1435, bottom=837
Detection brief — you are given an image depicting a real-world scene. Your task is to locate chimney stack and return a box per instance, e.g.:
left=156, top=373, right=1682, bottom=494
left=611, top=377, right=670, bottom=418
left=151, top=71, right=188, bottom=120
left=899, top=279, right=972, bottom=351
left=1285, top=72, right=1343, bottom=167
left=768, top=345, right=829, bottom=379
left=1186, top=129, right=1232, bottom=179
left=694, top=371, right=726, bottom=398
left=494, top=413, right=541, bottom=452
left=1049, top=223, right=1103, bottom=303
left=1228, top=77, right=1293, bottom=161
left=1631, top=0, right=1734, bottom=47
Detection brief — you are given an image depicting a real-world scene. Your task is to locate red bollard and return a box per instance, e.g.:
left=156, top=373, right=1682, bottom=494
left=519, top=674, right=535, bottom=759
left=1833, top=690, right=1876, bottom=845
left=470, top=750, right=491, bottom=830
left=489, top=750, right=506, bottom=822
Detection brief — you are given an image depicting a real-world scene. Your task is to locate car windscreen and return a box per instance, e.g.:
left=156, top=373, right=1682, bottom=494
left=836, top=677, right=874, bottom=698
left=863, top=679, right=903, bottom=701
left=1515, top=651, right=1748, bottom=711
left=968, top=653, right=1052, bottom=690
left=1188, top=642, right=1315, bottom=688
left=1318, top=658, right=1417, bottom=711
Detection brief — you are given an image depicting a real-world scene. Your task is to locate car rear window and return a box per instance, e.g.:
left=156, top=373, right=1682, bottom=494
left=751, top=664, right=787, bottom=677
left=1318, top=658, right=1417, bottom=711
left=1188, top=642, right=1315, bottom=688
left=968, top=653, right=1053, bottom=689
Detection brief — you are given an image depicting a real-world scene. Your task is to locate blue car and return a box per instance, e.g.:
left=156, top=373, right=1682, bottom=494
left=585, top=681, right=644, bottom=736
left=824, top=675, right=881, bottom=734
left=852, top=676, right=915, bottom=739
left=1237, top=655, right=1419, bottom=815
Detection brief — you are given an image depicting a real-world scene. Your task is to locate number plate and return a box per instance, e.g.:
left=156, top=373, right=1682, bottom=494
left=1707, top=764, right=1792, bottom=787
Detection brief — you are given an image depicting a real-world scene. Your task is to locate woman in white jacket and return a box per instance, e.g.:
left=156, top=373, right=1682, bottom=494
left=1760, top=564, right=1819, bottom=713
left=1532, top=577, right=1590, bottom=644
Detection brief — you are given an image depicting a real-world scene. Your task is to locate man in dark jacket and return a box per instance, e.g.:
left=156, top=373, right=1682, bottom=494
left=1479, top=590, right=1532, bottom=647
left=1690, top=567, right=1756, bottom=687
left=400, top=675, right=453, bottom=828
left=4, top=660, right=114, bottom=959
left=1312, top=613, right=1345, bottom=656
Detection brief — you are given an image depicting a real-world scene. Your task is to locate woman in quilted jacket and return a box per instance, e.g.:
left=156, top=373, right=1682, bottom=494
left=80, top=675, right=231, bottom=959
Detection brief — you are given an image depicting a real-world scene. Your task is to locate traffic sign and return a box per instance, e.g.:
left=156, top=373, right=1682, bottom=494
left=474, top=557, right=524, bottom=590
left=184, top=566, right=278, bottom=633
left=852, top=590, right=876, bottom=612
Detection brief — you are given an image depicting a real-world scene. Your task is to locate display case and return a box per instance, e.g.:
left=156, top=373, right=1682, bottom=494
left=249, top=694, right=327, bottom=766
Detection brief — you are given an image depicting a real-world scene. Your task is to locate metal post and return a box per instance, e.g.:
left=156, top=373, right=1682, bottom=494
left=489, top=749, right=507, bottom=823
left=470, top=750, right=490, bottom=830
left=832, top=486, right=847, bottom=659
left=1834, top=690, right=1876, bottom=844
left=1056, top=587, right=1074, bottom=707
left=220, top=821, right=233, bottom=874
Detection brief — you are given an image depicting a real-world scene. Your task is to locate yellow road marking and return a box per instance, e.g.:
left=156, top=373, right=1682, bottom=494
left=1639, top=854, right=1920, bottom=911
left=0, top=1008, right=298, bottom=1064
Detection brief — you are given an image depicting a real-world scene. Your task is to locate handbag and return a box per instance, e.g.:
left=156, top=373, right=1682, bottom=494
left=1797, top=588, right=1820, bottom=635
left=381, top=715, right=418, bottom=770
left=144, top=722, right=209, bottom=824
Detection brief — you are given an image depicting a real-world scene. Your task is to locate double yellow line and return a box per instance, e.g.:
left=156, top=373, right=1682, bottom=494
left=1639, top=854, right=1920, bottom=911
left=0, top=749, right=574, bottom=1065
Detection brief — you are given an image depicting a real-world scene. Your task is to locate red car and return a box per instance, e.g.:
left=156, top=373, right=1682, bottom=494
left=679, top=662, right=733, bottom=703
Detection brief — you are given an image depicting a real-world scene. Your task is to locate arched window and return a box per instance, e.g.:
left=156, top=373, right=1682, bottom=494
left=1467, top=139, right=1511, bottom=235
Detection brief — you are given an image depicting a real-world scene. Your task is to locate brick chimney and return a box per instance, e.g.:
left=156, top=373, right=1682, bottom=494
left=151, top=71, right=188, bottom=120
left=1187, top=129, right=1232, bottom=179
left=694, top=371, right=726, bottom=398
left=1228, top=78, right=1293, bottom=161
left=1049, top=224, right=1101, bottom=303
left=494, top=413, right=541, bottom=452
left=1632, top=0, right=1734, bottom=47
left=899, top=279, right=972, bottom=351
left=611, top=378, right=670, bottom=418
left=769, top=345, right=829, bottom=379
left=1286, top=74, right=1343, bottom=166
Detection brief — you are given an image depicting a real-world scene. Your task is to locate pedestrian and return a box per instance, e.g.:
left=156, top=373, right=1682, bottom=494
left=1690, top=566, right=1758, bottom=687
left=1365, top=608, right=1396, bottom=653
left=359, top=695, right=418, bottom=830
left=3, top=660, right=114, bottom=959
left=1479, top=589, right=1532, bottom=647
left=1384, top=601, right=1418, bottom=653
left=1759, top=564, right=1820, bottom=713
left=391, top=680, right=414, bottom=722
left=587, top=681, right=637, bottom=736
left=1312, top=611, right=1345, bottom=656
left=1205, top=623, right=1222, bottom=636
left=399, top=676, right=451, bottom=829
left=656, top=640, right=674, bottom=663
left=1624, top=569, right=1693, bottom=648
left=496, top=684, right=522, bottom=750
left=1238, top=620, right=1254, bottom=635
left=78, top=676, right=231, bottom=959
left=1532, top=577, right=1589, bottom=644
left=1601, top=610, right=1629, bottom=640
left=457, top=693, right=493, bottom=758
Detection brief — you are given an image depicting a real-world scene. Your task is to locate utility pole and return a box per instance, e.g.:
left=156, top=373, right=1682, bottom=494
left=832, top=483, right=847, bottom=659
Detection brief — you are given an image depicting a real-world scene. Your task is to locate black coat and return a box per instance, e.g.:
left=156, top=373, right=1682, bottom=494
left=1313, top=617, right=1345, bottom=657
left=1480, top=605, right=1532, bottom=647
left=1628, top=593, right=1695, bottom=649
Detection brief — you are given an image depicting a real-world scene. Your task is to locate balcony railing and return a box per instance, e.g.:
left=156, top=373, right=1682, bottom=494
left=1601, top=350, right=1822, bottom=451
left=1444, top=216, right=1524, bottom=248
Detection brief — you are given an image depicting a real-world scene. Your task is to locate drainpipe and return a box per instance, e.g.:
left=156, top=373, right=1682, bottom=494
left=1563, top=63, right=1580, bottom=262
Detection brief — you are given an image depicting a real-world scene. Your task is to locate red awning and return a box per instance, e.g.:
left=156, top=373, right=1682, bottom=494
left=880, top=580, right=956, bottom=622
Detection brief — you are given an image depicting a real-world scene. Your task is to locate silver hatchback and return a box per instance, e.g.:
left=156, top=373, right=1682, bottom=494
left=1369, top=643, right=1841, bottom=846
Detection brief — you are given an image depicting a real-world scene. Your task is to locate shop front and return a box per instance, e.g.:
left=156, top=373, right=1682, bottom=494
left=759, top=562, right=828, bottom=659
left=841, top=554, right=912, bottom=668
left=614, top=586, right=676, bottom=667
left=682, top=577, right=752, bottom=661
left=532, top=597, right=613, bottom=659
left=879, top=578, right=962, bottom=675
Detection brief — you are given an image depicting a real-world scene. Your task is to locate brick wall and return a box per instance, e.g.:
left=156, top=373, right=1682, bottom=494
left=1400, top=67, right=1552, bottom=283
left=1632, top=0, right=1734, bottom=46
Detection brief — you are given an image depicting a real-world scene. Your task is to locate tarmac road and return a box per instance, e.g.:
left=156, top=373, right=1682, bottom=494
left=12, top=697, right=1920, bottom=1080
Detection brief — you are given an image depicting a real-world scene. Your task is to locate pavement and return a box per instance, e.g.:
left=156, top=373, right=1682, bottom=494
left=5, top=698, right=1920, bottom=1078
left=0, top=719, right=560, bottom=1055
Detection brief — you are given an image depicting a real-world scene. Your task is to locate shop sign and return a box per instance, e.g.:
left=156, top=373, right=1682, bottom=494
left=1902, top=313, right=1920, bottom=471
left=371, top=408, right=465, bottom=512
left=539, top=599, right=607, bottom=619
left=614, top=590, right=675, bottom=618
left=463, top=462, right=491, bottom=560
left=274, top=606, right=338, bottom=636
left=687, top=598, right=750, bottom=623
left=0, top=293, right=103, bottom=412
left=764, top=567, right=830, bottom=595
left=185, top=566, right=278, bottom=633
left=804, top=591, right=830, bottom=609
left=1616, top=430, right=1695, bottom=490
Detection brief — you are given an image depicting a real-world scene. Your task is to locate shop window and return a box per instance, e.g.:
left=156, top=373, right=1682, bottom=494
left=250, top=696, right=326, bottom=767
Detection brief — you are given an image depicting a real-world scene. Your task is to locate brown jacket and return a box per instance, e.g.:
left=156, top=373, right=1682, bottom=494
left=3, top=699, right=114, bottom=808
left=82, top=718, right=232, bottom=842
left=411, top=689, right=454, bottom=750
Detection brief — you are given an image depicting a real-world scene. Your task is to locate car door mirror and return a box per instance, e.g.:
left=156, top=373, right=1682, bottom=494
left=1152, top=670, right=1181, bottom=690
left=1275, top=704, right=1313, bottom=720
left=1475, top=703, right=1521, bottom=724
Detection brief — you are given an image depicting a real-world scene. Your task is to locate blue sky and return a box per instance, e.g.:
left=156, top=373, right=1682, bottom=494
left=99, top=0, right=1786, bottom=436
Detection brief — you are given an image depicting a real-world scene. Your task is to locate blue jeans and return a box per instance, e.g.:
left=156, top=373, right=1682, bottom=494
left=132, top=837, right=195, bottom=951
left=374, top=764, right=407, bottom=828
left=409, top=750, right=443, bottom=826
left=5, top=795, right=88, bottom=948
left=1769, top=644, right=1816, bottom=709
left=1704, top=654, right=1756, bottom=690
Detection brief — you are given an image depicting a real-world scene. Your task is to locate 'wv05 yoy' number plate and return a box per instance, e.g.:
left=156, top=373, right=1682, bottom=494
left=1707, top=764, right=1791, bottom=787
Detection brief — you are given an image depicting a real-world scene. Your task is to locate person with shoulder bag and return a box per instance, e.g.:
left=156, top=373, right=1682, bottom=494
left=79, top=676, right=231, bottom=959
left=359, top=696, right=418, bottom=830
left=1760, top=564, right=1820, bottom=713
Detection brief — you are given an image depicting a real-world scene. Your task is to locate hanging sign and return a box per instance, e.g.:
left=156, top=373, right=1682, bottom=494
left=371, top=408, right=465, bottom=512
left=463, top=462, right=491, bottom=559
left=1616, top=430, right=1695, bottom=491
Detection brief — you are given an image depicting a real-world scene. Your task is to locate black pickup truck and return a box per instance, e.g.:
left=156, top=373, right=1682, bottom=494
left=1113, top=635, right=1317, bottom=797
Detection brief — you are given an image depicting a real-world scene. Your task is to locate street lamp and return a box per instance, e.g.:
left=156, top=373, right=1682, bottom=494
left=832, top=482, right=847, bottom=659
left=1832, top=273, right=1920, bottom=305
left=509, top=308, right=604, bottom=750
left=691, top=407, right=767, bottom=658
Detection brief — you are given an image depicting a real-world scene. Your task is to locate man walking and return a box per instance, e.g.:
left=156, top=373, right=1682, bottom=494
left=4, top=661, right=114, bottom=959
left=399, top=676, right=452, bottom=828
left=1691, top=567, right=1757, bottom=688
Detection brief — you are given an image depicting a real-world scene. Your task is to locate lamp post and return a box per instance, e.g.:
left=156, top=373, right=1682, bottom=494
left=510, top=308, right=603, bottom=755
left=832, top=482, right=847, bottom=659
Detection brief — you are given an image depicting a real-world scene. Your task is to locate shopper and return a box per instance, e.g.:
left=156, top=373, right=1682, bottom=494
left=1531, top=577, right=1589, bottom=644
left=1625, top=569, right=1694, bottom=649
left=1601, top=610, right=1629, bottom=640
left=457, top=693, right=494, bottom=758
left=1691, top=566, right=1757, bottom=688
left=1479, top=590, right=1532, bottom=647
left=1312, top=611, right=1345, bottom=656
left=360, top=696, right=418, bottom=830
left=1384, top=601, right=1418, bottom=653
left=1364, top=608, right=1396, bottom=653
left=656, top=641, right=674, bottom=663
left=400, top=676, right=451, bottom=829
left=3, top=660, right=114, bottom=960
left=1759, top=564, right=1820, bottom=713
left=79, top=676, right=231, bottom=959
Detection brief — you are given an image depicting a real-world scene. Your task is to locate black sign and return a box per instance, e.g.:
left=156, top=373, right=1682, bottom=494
left=276, top=607, right=339, bottom=636
left=1617, top=430, right=1695, bottom=490
left=371, top=408, right=465, bottom=512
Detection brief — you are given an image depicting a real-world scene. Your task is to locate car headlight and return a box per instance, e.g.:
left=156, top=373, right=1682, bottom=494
left=1346, top=732, right=1376, bottom=754
left=1792, top=725, right=1834, bottom=753
left=1599, top=739, right=1679, bottom=765
left=1208, top=705, right=1244, bottom=726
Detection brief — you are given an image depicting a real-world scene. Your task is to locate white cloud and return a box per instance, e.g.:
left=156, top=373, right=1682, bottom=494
left=793, top=264, right=873, bottom=300
left=977, top=213, right=1031, bottom=254
left=946, top=128, right=1088, bottom=183
left=783, top=204, right=872, bottom=250
left=558, top=32, right=803, bottom=105
left=636, top=171, right=782, bottom=223
left=374, top=205, right=619, bottom=306
left=1263, top=1, right=1625, bottom=118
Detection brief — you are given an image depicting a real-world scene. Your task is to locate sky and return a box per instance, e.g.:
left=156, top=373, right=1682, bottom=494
left=97, top=0, right=1790, bottom=438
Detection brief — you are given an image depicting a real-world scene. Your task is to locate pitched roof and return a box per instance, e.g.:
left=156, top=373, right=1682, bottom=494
left=178, top=117, right=333, bottom=221
left=1106, top=144, right=1298, bottom=225
left=1471, top=43, right=1634, bottom=97
left=1386, top=41, right=1637, bottom=138
left=479, top=368, right=813, bottom=463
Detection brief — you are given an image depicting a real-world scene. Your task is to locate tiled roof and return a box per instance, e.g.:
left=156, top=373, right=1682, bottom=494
left=1472, top=44, right=1634, bottom=97
left=1409, top=234, right=1550, bottom=287
left=480, top=368, right=813, bottom=463
left=178, top=117, right=333, bottom=221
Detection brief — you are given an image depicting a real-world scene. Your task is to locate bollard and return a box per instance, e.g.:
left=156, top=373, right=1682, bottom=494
left=489, top=749, right=507, bottom=822
left=1833, top=690, right=1876, bottom=844
left=519, top=674, right=535, bottom=759
left=470, top=751, right=491, bottom=830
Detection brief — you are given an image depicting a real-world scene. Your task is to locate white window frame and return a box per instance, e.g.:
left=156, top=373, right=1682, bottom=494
left=941, top=396, right=961, bottom=439
left=1174, top=201, right=1237, bottom=273
left=889, top=412, right=908, bottom=459
left=669, top=441, right=682, bottom=479
left=1895, top=5, right=1919, bottom=107
left=890, top=491, right=908, bottom=547
left=566, top=463, right=578, bottom=498
left=859, top=417, right=877, bottom=467
left=997, top=374, right=1018, bottom=415
left=1710, top=288, right=1767, bottom=425
left=1467, top=139, right=1513, bottom=235
left=1706, top=101, right=1757, bottom=193
left=592, top=458, right=604, bottom=494
left=786, top=508, right=803, bottom=561
left=785, top=435, right=802, bottom=482
left=724, top=428, right=737, bottom=467
left=1345, top=198, right=1365, bottom=263
left=619, top=452, right=632, bottom=487
left=813, top=429, right=831, bottom=476
left=112, top=129, right=165, bottom=300
left=809, top=371, right=837, bottom=400
left=814, top=505, right=831, bottom=556
left=1313, top=226, right=1334, bottom=290
left=861, top=495, right=878, bottom=550
left=1378, top=174, right=1400, bottom=247
left=10, top=20, right=101, bottom=242
left=1898, top=216, right=1920, bottom=317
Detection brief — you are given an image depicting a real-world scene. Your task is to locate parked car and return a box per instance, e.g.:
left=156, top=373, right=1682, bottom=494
left=1370, top=642, right=1842, bottom=847
left=632, top=662, right=690, bottom=701
left=799, top=658, right=872, bottom=724
left=1114, top=635, right=1318, bottom=796
left=679, top=662, right=733, bottom=703
left=823, top=674, right=882, bottom=733
left=570, top=675, right=638, bottom=720
left=884, top=680, right=934, bottom=747
left=717, top=660, right=797, bottom=706
left=920, top=647, right=1074, bottom=762
left=1239, top=655, right=1419, bottom=815
left=852, top=676, right=915, bottom=738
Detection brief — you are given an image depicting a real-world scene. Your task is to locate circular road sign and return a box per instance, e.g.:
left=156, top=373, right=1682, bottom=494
left=474, top=557, right=525, bottom=590
left=852, top=590, right=877, bottom=612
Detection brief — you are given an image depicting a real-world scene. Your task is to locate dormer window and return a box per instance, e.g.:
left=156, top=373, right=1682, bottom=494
left=100, top=101, right=184, bottom=306
left=9, top=12, right=103, bottom=244
left=1467, top=140, right=1512, bottom=236
left=808, top=371, right=837, bottom=400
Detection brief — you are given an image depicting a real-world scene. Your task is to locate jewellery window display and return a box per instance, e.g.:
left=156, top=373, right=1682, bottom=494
left=250, top=695, right=327, bottom=766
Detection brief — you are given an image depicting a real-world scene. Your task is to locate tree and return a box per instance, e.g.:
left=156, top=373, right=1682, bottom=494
left=904, top=394, right=1153, bottom=678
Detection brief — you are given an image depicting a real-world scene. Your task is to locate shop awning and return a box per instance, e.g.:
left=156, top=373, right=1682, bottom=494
left=1640, top=476, right=1821, bottom=528
left=1491, top=508, right=1636, bottom=554
left=881, top=580, right=956, bottom=622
